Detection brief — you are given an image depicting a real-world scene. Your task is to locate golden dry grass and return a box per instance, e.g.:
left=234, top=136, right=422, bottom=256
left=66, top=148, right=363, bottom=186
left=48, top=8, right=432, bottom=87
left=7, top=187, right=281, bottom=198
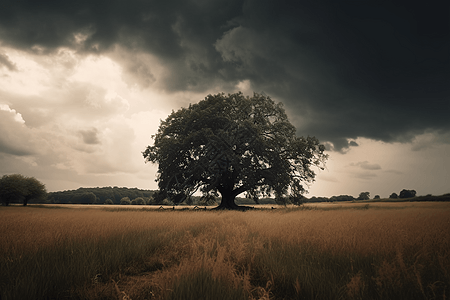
left=1, top=203, right=449, bottom=299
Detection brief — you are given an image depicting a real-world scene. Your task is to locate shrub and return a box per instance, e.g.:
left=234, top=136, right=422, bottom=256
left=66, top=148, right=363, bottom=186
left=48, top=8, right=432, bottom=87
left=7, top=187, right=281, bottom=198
left=399, top=189, right=416, bottom=198
left=105, top=199, right=114, bottom=205
left=133, top=197, right=146, bottom=205
left=120, top=197, right=131, bottom=205
left=162, top=198, right=173, bottom=206
left=357, top=192, right=370, bottom=200
left=329, top=195, right=355, bottom=202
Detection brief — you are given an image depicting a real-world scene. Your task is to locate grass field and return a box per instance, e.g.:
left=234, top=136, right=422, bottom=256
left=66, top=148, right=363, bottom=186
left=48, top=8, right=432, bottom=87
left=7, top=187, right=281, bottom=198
left=1, top=202, right=449, bottom=299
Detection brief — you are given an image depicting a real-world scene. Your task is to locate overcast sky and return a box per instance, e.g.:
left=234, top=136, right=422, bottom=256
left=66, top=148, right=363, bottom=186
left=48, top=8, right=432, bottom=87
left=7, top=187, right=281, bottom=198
left=0, top=0, right=449, bottom=198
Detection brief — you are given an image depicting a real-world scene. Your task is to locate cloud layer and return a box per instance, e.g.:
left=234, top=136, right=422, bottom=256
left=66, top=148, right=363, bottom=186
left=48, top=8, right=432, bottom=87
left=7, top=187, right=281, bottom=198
left=0, top=1, right=449, bottom=196
left=1, top=0, right=448, bottom=150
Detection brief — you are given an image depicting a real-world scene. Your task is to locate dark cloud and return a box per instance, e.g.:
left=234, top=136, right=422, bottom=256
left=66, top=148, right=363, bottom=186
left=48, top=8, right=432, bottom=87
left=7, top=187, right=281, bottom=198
left=350, top=161, right=382, bottom=171
left=79, top=128, right=100, bottom=145
left=0, top=52, right=17, bottom=71
left=217, top=1, right=450, bottom=150
left=1, top=0, right=448, bottom=150
left=0, top=0, right=243, bottom=90
left=0, top=139, right=33, bottom=156
left=350, top=171, right=378, bottom=180
left=384, top=169, right=403, bottom=175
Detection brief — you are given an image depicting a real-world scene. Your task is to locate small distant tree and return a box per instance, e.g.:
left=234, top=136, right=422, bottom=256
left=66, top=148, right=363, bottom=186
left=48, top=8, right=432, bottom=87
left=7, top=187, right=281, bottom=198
left=307, top=196, right=329, bottom=203
left=330, top=195, right=355, bottom=202
left=399, top=189, right=416, bottom=198
left=357, top=192, right=370, bottom=200
left=93, top=196, right=102, bottom=204
left=120, top=197, right=131, bottom=205
left=389, top=192, right=398, bottom=199
left=0, top=174, right=47, bottom=206
left=132, top=197, right=146, bottom=205
left=373, top=195, right=380, bottom=200
left=146, top=196, right=157, bottom=205
left=162, top=198, right=173, bottom=206
left=105, top=199, right=114, bottom=205
left=71, top=192, right=96, bottom=204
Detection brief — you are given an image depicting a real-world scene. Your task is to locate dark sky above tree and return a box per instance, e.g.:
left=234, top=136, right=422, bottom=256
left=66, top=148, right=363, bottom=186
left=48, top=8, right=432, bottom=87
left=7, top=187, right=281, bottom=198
left=0, top=0, right=448, bottom=197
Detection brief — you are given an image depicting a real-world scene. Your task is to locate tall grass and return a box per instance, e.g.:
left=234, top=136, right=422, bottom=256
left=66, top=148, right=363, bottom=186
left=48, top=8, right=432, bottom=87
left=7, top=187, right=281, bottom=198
left=0, top=207, right=177, bottom=299
left=1, top=203, right=449, bottom=299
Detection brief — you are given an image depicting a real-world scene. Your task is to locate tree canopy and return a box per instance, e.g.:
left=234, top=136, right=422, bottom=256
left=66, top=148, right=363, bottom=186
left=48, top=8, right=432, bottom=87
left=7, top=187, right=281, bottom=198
left=357, top=192, right=370, bottom=200
left=0, top=174, right=47, bottom=206
left=389, top=192, right=398, bottom=199
left=143, top=92, right=327, bottom=210
left=399, top=189, right=417, bottom=198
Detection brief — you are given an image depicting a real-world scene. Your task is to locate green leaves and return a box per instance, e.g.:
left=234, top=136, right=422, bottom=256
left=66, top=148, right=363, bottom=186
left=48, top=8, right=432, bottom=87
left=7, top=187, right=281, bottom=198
left=143, top=92, right=327, bottom=206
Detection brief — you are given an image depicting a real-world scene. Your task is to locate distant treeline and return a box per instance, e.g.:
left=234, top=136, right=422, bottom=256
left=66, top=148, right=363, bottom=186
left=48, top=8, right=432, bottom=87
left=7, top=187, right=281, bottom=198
left=244, top=193, right=450, bottom=204
left=47, top=187, right=156, bottom=204
left=304, top=194, right=450, bottom=203
left=43, top=187, right=450, bottom=205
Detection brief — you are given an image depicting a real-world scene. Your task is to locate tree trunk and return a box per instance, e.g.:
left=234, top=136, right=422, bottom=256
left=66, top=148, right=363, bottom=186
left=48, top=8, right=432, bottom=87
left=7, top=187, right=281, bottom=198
left=213, top=173, right=254, bottom=211
left=214, top=189, right=253, bottom=211
left=215, top=191, right=239, bottom=210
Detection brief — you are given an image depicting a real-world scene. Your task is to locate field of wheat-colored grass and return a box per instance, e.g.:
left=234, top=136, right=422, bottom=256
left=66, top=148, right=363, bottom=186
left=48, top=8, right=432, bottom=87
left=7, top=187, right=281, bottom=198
left=1, top=203, right=449, bottom=299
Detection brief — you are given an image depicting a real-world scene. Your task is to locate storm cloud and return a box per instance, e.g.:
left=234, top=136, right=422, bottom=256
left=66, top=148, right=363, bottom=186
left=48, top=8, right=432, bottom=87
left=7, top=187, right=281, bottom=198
left=0, top=1, right=448, bottom=151
left=79, top=128, right=100, bottom=145
left=350, top=161, right=382, bottom=171
left=0, top=51, right=17, bottom=71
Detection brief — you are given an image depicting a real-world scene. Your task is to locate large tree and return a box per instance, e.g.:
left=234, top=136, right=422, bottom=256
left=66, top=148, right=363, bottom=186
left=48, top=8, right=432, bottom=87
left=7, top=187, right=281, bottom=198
left=23, top=176, right=47, bottom=206
left=143, top=92, right=327, bottom=210
left=0, top=174, right=47, bottom=206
